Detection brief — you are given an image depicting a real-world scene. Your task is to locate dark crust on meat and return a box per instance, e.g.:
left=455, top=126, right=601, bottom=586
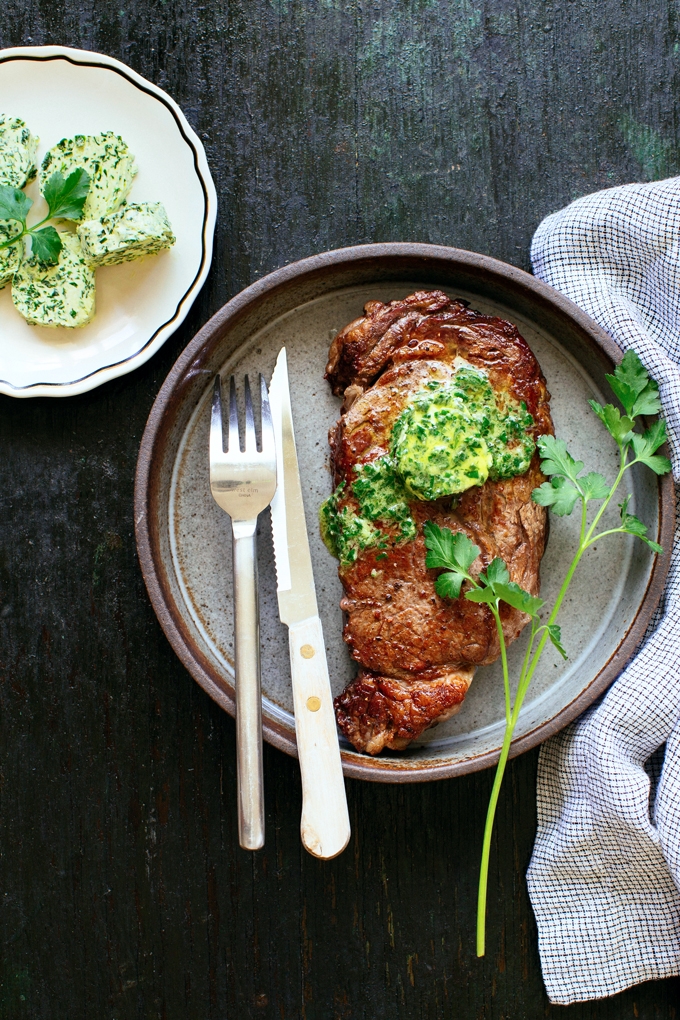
left=326, top=291, right=554, bottom=755
left=335, top=667, right=475, bottom=756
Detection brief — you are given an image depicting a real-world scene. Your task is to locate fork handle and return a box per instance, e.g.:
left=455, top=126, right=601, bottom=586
left=232, top=520, right=265, bottom=850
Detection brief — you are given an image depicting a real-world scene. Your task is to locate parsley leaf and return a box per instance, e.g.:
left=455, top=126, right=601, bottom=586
left=0, top=172, right=91, bottom=263
left=536, top=435, right=584, bottom=482
left=632, top=416, right=672, bottom=475
left=532, top=476, right=580, bottom=516
left=43, top=169, right=91, bottom=221
left=578, top=472, right=611, bottom=501
left=424, top=522, right=481, bottom=601
left=465, top=586, right=499, bottom=606
left=0, top=185, right=33, bottom=225
left=606, top=349, right=657, bottom=417
left=436, top=572, right=467, bottom=599
left=29, top=226, right=62, bottom=264
left=618, top=500, right=663, bottom=553
left=588, top=400, right=634, bottom=446
left=629, top=420, right=671, bottom=474
left=546, top=624, right=568, bottom=659
left=631, top=383, right=662, bottom=418
left=479, top=558, right=510, bottom=587
left=491, top=582, right=544, bottom=618
left=424, top=521, right=480, bottom=573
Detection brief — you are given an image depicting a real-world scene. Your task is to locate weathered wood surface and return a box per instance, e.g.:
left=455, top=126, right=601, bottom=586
left=1, top=1, right=679, bottom=1017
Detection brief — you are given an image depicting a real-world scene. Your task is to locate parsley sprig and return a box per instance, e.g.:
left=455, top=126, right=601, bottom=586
left=424, top=349, right=671, bottom=959
left=0, top=168, right=90, bottom=265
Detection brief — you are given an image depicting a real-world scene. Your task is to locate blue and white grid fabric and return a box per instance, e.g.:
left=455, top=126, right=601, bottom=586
left=526, top=176, right=680, bottom=1005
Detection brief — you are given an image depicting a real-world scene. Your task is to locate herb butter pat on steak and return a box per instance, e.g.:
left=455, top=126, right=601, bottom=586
left=12, top=233, right=95, bottom=328
left=77, top=202, right=175, bottom=266
left=323, top=290, right=554, bottom=755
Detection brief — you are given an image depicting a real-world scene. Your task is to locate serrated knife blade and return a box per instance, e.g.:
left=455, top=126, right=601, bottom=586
left=269, top=348, right=317, bottom=624
left=269, top=347, right=350, bottom=860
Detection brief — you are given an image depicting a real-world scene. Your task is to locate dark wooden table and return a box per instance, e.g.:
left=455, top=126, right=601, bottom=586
left=2, top=3, right=679, bottom=1017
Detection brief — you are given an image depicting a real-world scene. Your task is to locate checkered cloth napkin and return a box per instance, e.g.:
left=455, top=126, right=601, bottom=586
left=525, top=177, right=680, bottom=1005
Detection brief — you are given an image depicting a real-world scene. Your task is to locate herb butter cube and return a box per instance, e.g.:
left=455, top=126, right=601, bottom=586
left=0, top=221, right=22, bottom=289
left=41, top=132, right=136, bottom=220
left=77, top=202, right=175, bottom=267
left=12, top=233, right=95, bottom=328
left=0, top=114, right=38, bottom=188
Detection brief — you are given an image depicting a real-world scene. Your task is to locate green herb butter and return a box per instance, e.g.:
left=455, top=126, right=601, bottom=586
left=352, top=457, right=416, bottom=543
left=77, top=201, right=176, bottom=267
left=391, top=368, right=535, bottom=501
left=319, top=482, right=383, bottom=564
left=319, top=459, right=416, bottom=566
left=0, top=114, right=38, bottom=189
left=0, top=221, right=22, bottom=289
left=12, top=233, right=95, bottom=328
left=41, top=133, right=137, bottom=220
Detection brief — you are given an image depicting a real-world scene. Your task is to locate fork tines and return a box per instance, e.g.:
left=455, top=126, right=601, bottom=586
left=211, top=373, right=275, bottom=458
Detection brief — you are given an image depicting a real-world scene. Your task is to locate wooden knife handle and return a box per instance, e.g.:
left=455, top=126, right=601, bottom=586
left=288, top=616, right=351, bottom=859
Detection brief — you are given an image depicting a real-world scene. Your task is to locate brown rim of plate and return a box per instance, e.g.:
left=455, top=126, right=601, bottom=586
left=134, top=242, right=675, bottom=783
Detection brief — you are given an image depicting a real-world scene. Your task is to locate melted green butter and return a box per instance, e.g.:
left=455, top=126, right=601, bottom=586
left=391, top=368, right=535, bottom=501
left=319, top=460, right=416, bottom=566
left=319, top=482, right=382, bottom=565
left=320, top=367, right=535, bottom=564
left=352, top=457, right=416, bottom=543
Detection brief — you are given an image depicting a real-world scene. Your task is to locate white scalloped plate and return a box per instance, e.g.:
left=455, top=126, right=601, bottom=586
left=0, top=45, right=216, bottom=397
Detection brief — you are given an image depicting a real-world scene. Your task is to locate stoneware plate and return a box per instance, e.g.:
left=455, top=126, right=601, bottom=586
left=135, top=244, right=674, bottom=782
left=0, top=45, right=216, bottom=398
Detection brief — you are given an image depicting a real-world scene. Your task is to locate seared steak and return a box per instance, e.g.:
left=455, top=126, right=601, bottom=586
left=324, top=290, right=554, bottom=755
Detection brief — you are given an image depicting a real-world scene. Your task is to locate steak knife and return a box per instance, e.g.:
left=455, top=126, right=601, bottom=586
left=269, top=347, right=351, bottom=860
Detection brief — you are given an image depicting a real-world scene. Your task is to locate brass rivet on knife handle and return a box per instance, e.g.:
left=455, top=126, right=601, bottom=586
left=306, top=696, right=321, bottom=712
left=300, top=644, right=315, bottom=659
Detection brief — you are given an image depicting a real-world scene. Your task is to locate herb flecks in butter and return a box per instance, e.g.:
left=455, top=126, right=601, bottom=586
left=319, top=458, right=416, bottom=566
left=352, top=457, right=416, bottom=543
left=0, top=115, right=38, bottom=189
left=319, top=482, right=382, bottom=565
left=77, top=202, right=175, bottom=267
left=391, top=368, right=535, bottom=501
left=0, top=221, right=22, bottom=288
left=12, top=233, right=95, bottom=328
left=41, top=133, right=136, bottom=221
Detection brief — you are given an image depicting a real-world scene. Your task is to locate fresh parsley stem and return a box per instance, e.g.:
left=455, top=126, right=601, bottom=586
left=476, top=709, right=516, bottom=957
left=492, top=606, right=512, bottom=726
left=584, top=527, right=631, bottom=546
left=0, top=232, right=23, bottom=252
left=519, top=620, right=537, bottom=692
left=476, top=615, right=538, bottom=956
left=584, top=447, right=628, bottom=543
left=477, top=451, right=632, bottom=956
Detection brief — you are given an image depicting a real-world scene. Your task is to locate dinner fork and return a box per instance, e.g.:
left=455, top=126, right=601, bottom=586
left=209, top=374, right=277, bottom=850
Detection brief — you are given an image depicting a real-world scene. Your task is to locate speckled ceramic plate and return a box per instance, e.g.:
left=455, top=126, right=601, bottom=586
left=0, top=45, right=216, bottom=397
left=135, top=244, right=674, bottom=782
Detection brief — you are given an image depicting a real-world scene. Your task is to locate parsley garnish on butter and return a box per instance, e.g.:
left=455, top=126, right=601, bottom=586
left=0, top=167, right=90, bottom=265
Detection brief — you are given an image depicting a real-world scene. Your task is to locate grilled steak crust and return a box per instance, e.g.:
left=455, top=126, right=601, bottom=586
left=326, top=290, right=554, bottom=755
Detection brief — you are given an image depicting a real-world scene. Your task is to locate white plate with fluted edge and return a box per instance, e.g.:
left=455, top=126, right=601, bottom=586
left=0, top=45, right=216, bottom=398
